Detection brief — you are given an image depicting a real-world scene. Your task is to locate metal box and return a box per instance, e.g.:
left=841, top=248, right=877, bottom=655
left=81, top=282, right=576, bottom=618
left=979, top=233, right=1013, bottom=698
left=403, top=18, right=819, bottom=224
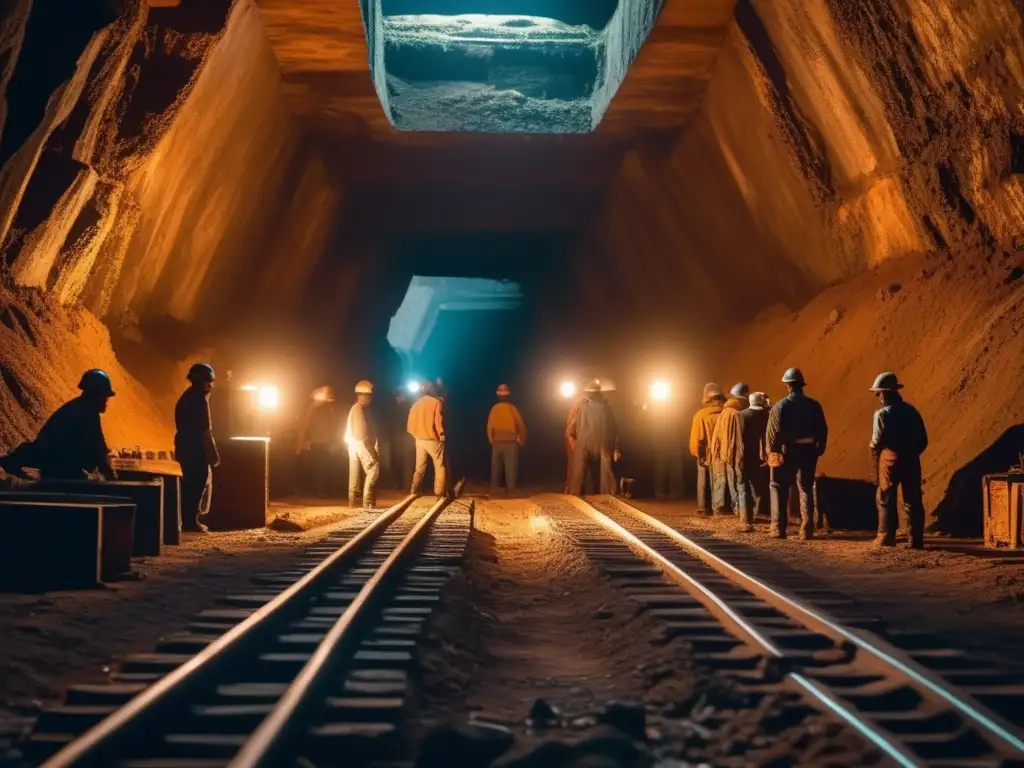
left=983, top=473, right=1024, bottom=548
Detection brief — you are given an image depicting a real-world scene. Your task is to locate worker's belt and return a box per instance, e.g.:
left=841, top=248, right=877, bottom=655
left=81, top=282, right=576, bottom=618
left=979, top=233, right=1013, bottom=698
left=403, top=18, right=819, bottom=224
left=793, top=438, right=816, bottom=445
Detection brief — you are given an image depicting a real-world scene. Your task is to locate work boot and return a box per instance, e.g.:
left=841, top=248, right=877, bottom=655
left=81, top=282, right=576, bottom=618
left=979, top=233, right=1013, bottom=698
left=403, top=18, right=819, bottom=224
left=799, top=523, right=814, bottom=541
left=872, top=534, right=896, bottom=548
left=769, top=527, right=786, bottom=539
left=695, top=508, right=713, bottom=518
left=348, top=494, right=359, bottom=508
left=905, top=538, right=924, bottom=550
left=738, top=524, right=755, bottom=533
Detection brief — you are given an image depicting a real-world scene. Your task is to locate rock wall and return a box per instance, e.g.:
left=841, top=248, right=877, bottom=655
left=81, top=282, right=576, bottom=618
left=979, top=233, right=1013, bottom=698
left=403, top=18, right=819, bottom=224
left=580, top=0, right=1024, bottom=322
left=576, top=0, right=1024, bottom=530
left=0, top=0, right=337, bottom=329
left=0, top=0, right=338, bottom=449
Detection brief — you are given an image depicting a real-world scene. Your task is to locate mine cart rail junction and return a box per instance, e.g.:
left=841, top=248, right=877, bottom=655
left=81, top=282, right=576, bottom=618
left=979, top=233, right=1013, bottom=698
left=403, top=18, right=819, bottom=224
left=25, top=494, right=1024, bottom=768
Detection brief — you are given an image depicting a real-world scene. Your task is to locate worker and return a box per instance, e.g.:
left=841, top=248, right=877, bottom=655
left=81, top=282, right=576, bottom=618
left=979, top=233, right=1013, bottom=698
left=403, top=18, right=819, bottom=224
left=564, top=391, right=584, bottom=493
left=407, top=381, right=448, bottom=498
left=869, top=372, right=928, bottom=549
left=345, top=380, right=381, bottom=508
left=689, top=383, right=727, bottom=516
left=736, top=392, right=771, bottom=531
left=14, top=369, right=118, bottom=482
left=568, top=380, right=619, bottom=496
left=644, top=387, right=685, bottom=500
left=296, top=385, right=339, bottom=498
left=710, top=382, right=750, bottom=514
left=765, top=368, right=828, bottom=539
left=487, top=383, right=527, bottom=495
left=174, top=364, right=220, bottom=532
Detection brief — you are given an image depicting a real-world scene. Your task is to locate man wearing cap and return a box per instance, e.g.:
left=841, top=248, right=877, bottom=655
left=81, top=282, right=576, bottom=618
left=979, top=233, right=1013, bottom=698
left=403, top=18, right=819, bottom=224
left=25, top=369, right=118, bottom=482
left=736, top=392, right=771, bottom=531
left=176, top=363, right=220, bottom=532
left=710, top=383, right=750, bottom=515
left=568, top=380, right=619, bottom=496
left=346, top=380, right=381, bottom=508
left=765, top=368, right=828, bottom=539
left=487, top=383, right=527, bottom=495
left=870, top=372, right=928, bottom=549
left=689, top=383, right=727, bottom=516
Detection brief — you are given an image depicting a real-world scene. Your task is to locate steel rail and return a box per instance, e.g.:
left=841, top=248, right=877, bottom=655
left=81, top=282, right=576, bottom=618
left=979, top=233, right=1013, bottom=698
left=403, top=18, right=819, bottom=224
left=591, top=494, right=1024, bottom=757
left=41, top=494, right=420, bottom=768
left=561, top=494, right=922, bottom=768
left=230, top=495, right=452, bottom=767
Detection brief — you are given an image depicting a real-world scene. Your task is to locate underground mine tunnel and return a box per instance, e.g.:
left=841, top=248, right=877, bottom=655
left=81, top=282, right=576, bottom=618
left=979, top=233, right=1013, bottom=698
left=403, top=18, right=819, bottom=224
left=0, top=0, right=1022, bottom=764
left=0, top=0, right=1020, bottom=526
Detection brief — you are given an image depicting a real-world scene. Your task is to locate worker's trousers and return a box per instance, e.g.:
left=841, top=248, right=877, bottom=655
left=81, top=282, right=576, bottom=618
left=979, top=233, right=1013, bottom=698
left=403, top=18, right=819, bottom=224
left=490, top=441, right=520, bottom=494
left=735, top=463, right=769, bottom=525
left=770, top=445, right=818, bottom=536
left=724, top=463, right=741, bottom=513
left=412, top=439, right=447, bottom=497
left=695, top=461, right=726, bottom=513
left=569, top=446, right=616, bottom=496
left=348, top=443, right=380, bottom=507
left=180, top=460, right=212, bottom=531
left=653, top=447, right=685, bottom=499
left=876, top=450, right=924, bottom=544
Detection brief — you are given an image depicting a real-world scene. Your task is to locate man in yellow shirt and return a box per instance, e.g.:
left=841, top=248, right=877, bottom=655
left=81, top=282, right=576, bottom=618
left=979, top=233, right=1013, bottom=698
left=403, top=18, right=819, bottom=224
left=487, top=384, right=527, bottom=495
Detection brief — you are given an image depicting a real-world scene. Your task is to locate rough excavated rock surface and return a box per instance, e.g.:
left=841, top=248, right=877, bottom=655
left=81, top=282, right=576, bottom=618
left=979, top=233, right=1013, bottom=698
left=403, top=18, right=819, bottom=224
left=0, top=0, right=337, bottom=327
left=0, top=0, right=337, bottom=444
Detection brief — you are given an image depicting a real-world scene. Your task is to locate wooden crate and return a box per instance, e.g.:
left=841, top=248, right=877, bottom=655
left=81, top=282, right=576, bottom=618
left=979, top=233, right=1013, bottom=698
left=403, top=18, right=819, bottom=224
left=35, top=481, right=164, bottom=557
left=983, top=473, right=1024, bottom=549
left=0, top=500, right=135, bottom=590
left=208, top=437, right=269, bottom=530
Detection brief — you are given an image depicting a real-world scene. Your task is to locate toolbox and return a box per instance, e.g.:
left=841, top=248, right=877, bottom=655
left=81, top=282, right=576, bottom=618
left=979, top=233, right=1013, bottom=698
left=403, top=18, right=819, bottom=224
left=983, top=472, right=1024, bottom=548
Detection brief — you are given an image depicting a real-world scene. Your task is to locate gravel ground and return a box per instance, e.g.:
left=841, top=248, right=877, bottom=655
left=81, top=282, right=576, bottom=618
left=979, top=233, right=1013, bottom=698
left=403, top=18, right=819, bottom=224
left=0, top=498, right=404, bottom=728
left=632, top=498, right=1024, bottom=667
left=410, top=496, right=883, bottom=767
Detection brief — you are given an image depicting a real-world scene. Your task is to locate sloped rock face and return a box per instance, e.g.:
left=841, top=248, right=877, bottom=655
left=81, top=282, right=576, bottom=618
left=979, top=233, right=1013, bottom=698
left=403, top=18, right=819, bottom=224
left=580, top=0, right=1024, bottom=326
left=0, top=0, right=337, bottom=329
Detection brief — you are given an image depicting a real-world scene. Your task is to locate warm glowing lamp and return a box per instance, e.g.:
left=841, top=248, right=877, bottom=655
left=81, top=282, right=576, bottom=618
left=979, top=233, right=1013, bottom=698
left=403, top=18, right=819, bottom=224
left=559, top=380, right=577, bottom=399
left=256, top=385, right=280, bottom=411
left=649, top=378, right=671, bottom=402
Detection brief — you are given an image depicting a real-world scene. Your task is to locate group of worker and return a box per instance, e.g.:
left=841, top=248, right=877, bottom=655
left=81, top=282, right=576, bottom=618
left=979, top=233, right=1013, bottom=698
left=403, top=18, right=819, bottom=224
left=689, top=367, right=927, bottom=549
left=0, top=360, right=929, bottom=549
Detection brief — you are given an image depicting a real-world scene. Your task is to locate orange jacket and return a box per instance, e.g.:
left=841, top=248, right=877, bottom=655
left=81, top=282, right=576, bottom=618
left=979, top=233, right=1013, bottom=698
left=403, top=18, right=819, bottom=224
left=487, top=401, right=527, bottom=445
left=710, top=397, right=746, bottom=465
left=689, top=400, right=724, bottom=460
left=407, top=394, right=445, bottom=441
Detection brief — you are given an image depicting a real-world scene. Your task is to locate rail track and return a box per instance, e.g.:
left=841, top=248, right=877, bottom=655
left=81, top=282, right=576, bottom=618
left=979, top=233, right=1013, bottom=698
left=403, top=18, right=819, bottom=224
left=559, top=493, right=1024, bottom=767
left=28, top=494, right=472, bottom=768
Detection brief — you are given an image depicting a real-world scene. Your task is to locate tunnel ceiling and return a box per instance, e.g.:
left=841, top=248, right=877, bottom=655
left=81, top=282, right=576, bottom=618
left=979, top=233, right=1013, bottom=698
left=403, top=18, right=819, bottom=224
left=254, top=0, right=735, bottom=232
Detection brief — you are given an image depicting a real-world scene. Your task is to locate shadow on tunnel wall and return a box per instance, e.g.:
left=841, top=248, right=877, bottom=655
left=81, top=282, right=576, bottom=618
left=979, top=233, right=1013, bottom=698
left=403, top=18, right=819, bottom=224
left=930, top=425, right=1024, bottom=538
left=815, top=476, right=876, bottom=532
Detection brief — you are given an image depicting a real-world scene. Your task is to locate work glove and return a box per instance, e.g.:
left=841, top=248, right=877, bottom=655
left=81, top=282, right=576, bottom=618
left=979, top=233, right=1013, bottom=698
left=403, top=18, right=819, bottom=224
left=766, top=452, right=784, bottom=468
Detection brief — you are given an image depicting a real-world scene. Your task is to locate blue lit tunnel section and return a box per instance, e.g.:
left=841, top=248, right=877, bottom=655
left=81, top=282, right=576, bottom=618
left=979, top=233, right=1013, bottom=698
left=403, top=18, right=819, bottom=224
left=386, top=275, right=523, bottom=380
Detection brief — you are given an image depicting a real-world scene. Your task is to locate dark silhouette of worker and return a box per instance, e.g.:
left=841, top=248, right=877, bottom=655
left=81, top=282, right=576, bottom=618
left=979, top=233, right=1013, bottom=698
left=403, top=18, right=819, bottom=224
left=689, top=383, right=726, bottom=516
left=869, top=372, right=928, bottom=549
left=296, top=385, right=339, bottom=498
left=736, top=392, right=771, bottom=530
left=568, top=380, right=619, bottom=496
left=643, top=385, right=685, bottom=500
left=711, top=382, right=750, bottom=514
left=175, top=363, right=220, bottom=532
left=765, top=367, right=828, bottom=540
left=26, top=369, right=118, bottom=481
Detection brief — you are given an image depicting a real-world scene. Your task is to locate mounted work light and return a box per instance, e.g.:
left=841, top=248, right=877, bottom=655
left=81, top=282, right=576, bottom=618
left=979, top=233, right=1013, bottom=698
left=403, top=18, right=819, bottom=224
left=649, top=378, right=671, bottom=402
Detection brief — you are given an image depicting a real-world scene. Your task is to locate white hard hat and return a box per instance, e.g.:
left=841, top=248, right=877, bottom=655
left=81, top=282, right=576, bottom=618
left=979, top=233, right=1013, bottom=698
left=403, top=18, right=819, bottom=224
left=354, top=379, right=374, bottom=395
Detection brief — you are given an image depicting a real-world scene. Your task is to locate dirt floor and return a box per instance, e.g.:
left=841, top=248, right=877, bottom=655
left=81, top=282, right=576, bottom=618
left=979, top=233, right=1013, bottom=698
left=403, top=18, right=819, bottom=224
left=633, top=497, right=1024, bottom=667
left=0, top=497, right=406, bottom=732
left=416, top=496, right=697, bottom=730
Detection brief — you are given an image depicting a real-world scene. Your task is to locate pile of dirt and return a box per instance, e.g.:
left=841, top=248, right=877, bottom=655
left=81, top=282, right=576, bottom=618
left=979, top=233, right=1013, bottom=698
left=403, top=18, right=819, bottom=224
left=0, top=282, right=173, bottom=454
left=718, top=246, right=1023, bottom=534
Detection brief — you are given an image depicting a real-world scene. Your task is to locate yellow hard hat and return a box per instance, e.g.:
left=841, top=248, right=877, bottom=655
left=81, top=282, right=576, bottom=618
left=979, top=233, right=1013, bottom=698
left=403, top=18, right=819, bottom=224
left=354, top=379, right=374, bottom=395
